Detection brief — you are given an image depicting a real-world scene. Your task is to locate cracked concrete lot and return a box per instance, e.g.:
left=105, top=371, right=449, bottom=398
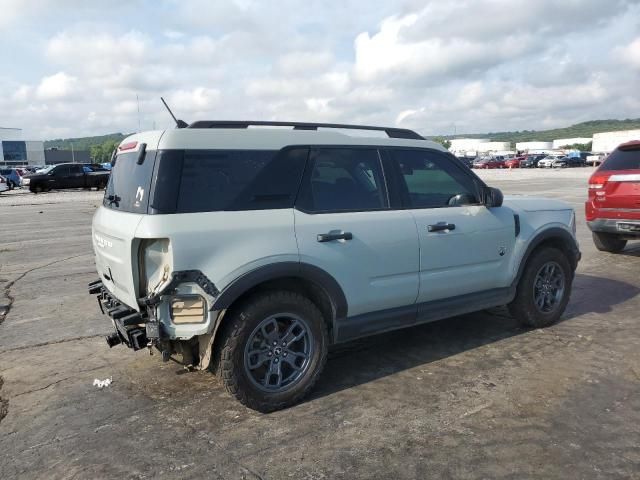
left=1, top=170, right=639, bottom=479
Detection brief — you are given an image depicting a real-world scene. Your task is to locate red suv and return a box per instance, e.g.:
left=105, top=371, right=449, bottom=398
left=586, top=140, right=640, bottom=252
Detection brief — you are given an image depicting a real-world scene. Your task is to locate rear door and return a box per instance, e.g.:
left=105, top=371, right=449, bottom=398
left=49, top=164, right=70, bottom=188
left=294, top=147, right=420, bottom=321
left=68, top=164, right=85, bottom=188
left=385, top=148, right=515, bottom=304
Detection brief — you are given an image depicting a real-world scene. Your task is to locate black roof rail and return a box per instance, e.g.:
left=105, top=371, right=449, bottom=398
left=186, top=120, right=425, bottom=140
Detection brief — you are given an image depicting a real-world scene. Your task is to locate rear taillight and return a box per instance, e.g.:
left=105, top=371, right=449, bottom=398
left=588, top=173, right=609, bottom=190
left=118, top=141, right=138, bottom=152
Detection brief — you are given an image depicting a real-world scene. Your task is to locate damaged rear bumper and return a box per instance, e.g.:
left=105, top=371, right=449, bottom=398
left=88, top=279, right=159, bottom=351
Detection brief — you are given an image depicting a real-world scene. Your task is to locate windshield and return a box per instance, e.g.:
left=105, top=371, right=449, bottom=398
left=37, top=165, right=55, bottom=174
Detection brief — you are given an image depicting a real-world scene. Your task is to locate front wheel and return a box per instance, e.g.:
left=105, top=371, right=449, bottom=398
left=509, top=247, right=573, bottom=328
left=216, top=291, right=328, bottom=412
left=592, top=232, right=627, bottom=253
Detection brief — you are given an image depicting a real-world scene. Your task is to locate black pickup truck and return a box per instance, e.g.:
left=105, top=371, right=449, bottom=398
left=22, top=163, right=110, bottom=193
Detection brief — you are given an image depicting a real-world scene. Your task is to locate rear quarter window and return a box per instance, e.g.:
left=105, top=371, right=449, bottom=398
left=149, top=148, right=308, bottom=214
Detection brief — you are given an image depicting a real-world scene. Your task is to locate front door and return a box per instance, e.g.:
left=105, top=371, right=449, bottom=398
left=294, top=147, right=420, bottom=324
left=386, top=148, right=515, bottom=304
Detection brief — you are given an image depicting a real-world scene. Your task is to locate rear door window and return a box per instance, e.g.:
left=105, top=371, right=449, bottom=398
left=54, top=165, right=71, bottom=176
left=296, top=148, right=387, bottom=213
left=600, top=147, right=640, bottom=171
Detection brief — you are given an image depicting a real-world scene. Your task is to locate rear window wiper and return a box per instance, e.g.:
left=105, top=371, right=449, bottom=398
left=107, top=194, right=121, bottom=207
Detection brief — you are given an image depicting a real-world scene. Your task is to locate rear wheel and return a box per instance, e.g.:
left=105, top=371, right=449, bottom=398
left=216, top=291, right=328, bottom=412
left=592, top=232, right=627, bottom=253
left=509, top=247, right=573, bottom=328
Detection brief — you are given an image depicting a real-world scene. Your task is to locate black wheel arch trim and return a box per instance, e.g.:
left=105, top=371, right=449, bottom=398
left=514, top=227, right=580, bottom=285
left=211, top=261, right=348, bottom=322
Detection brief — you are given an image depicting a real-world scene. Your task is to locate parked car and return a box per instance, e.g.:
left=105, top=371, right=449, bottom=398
left=586, top=154, right=605, bottom=166
left=473, top=157, right=505, bottom=169
left=455, top=156, right=474, bottom=168
left=21, top=163, right=110, bottom=193
left=538, top=155, right=562, bottom=168
left=0, top=168, right=23, bottom=189
left=504, top=156, right=526, bottom=168
left=88, top=120, right=580, bottom=412
left=83, top=163, right=109, bottom=172
left=522, top=154, right=546, bottom=168
left=586, top=140, right=640, bottom=253
left=552, top=156, right=586, bottom=168
left=0, top=175, right=8, bottom=193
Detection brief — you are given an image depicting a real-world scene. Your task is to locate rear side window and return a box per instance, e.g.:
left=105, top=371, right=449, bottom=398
left=104, top=151, right=157, bottom=213
left=296, top=148, right=387, bottom=213
left=149, top=148, right=307, bottom=214
left=600, top=147, right=640, bottom=171
left=388, top=149, right=479, bottom=208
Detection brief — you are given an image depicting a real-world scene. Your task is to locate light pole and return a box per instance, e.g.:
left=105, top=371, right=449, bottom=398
left=70, top=142, right=75, bottom=163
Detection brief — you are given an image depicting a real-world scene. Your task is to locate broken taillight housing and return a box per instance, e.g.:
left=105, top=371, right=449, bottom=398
left=138, top=238, right=172, bottom=297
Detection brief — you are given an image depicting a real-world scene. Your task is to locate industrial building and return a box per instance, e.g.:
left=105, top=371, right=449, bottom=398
left=44, top=149, right=91, bottom=165
left=449, top=138, right=490, bottom=152
left=0, top=127, right=45, bottom=167
left=592, top=129, right=640, bottom=153
left=515, top=141, right=553, bottom=152
left=449, top=138, right=511, bottom=155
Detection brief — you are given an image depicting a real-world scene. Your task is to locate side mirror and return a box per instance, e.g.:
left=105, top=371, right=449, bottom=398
left=483, top=186, right=503, bottom=207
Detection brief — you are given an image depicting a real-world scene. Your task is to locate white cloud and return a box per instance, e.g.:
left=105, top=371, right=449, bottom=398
left=167, top=87, right=221, bottom=113
left=616, top=37, right=640, bottom=70
left=0, top=0, right=639, bottom=139
left=35, top=72, right=78, bottom=100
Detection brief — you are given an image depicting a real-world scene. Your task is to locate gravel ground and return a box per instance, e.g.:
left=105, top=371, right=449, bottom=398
left=1, top=168, right=639, bottom=479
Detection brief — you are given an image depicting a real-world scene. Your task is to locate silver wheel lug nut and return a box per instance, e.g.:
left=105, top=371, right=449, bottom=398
left=273, top=341, right=277, bottom=346
left=274, top=358, right=279, bottom=363
left=268, top=352, right=272, bottom=356
left=283, top=352, right=287, bottom=357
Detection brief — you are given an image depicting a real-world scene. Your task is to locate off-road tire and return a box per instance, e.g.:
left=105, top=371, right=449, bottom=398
left=216, top=291, right=328, bottom=412
left=592, top=232, right=627, bottom=253
left=508, top=247, right=573, bottom=328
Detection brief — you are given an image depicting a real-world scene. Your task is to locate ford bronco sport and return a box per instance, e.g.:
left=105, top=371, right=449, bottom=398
left=89, top=121, right=580, bottom=412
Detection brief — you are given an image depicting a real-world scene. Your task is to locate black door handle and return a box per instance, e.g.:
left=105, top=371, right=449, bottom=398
left=427, top=223, right=456, bottom=232
left=317, top=231, right=353, bottom=242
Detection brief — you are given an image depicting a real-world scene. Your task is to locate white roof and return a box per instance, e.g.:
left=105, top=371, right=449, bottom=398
left=119, top=128, right=446, bottom=153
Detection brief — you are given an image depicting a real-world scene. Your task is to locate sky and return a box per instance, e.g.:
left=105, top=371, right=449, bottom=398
left=1, top=0, right=639, bottom=140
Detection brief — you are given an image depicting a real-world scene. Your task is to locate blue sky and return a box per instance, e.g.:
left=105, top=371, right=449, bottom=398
left=1, top=0, right=639, bottom=139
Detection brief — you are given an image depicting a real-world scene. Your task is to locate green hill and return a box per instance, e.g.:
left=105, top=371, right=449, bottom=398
left=439, top=118, right=640, bottom=143
left=44, top=133, right=130, bottom=151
